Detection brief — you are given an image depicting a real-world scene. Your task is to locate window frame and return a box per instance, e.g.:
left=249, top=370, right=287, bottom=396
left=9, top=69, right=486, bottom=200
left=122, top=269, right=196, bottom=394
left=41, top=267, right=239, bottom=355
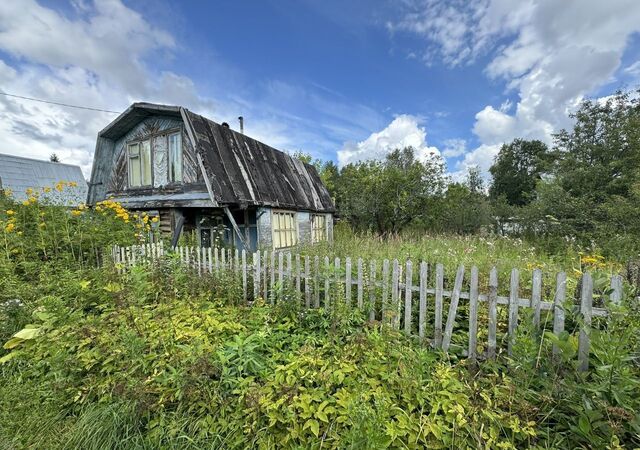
left=167, top=131, right=183, bottom=183
left=127, top=138, right=152, bottom=188
left=311, top=213, right=327, bottom=244
left=272, top=210, right=298, bottom=249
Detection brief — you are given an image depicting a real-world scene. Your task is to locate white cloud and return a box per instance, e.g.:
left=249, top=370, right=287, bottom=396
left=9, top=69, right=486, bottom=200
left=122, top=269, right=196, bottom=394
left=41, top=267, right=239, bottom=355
left=442, top=138, right=466, bottom=158
left=392, top=0, right=640, bottom=176
left=337, top=114, right=440, bottom=167
left=0, top=0, right=214, bottom=176
left=0, top=1, right=386, bottom=177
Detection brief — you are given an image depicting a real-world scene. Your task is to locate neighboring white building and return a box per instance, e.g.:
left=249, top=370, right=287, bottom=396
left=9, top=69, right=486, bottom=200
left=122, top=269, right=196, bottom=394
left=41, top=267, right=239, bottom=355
left=0, top=153, right=88, bottom=206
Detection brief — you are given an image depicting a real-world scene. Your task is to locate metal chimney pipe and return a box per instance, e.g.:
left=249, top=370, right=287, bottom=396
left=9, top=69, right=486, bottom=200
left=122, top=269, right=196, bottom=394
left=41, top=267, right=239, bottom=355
left=238, top=116, right=244, bottom=134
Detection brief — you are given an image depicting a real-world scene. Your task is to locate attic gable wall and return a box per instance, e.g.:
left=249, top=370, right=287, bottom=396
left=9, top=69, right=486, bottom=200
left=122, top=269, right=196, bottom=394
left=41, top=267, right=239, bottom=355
left=107, top=115, right=199, bottom=194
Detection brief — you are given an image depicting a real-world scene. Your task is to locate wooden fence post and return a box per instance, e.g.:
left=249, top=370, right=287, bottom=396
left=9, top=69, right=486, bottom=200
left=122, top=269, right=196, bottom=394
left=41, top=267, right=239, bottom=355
left=578, top=272, right=593, bottom=371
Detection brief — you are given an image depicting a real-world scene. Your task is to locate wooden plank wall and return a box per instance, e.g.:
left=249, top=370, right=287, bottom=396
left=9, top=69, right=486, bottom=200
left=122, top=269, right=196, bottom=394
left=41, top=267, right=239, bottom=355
left=112, top=243, right=624, bottom=371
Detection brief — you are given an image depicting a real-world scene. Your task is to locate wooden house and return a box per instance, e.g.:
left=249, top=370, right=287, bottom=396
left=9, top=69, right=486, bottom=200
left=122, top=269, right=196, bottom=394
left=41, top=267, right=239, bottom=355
left=87, top=103, right=334, bottom=251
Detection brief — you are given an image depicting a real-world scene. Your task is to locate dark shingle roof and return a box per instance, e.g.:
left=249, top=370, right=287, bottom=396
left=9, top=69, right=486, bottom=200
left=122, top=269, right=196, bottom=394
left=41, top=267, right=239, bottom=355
left=183, top=109, right=333, bottom=212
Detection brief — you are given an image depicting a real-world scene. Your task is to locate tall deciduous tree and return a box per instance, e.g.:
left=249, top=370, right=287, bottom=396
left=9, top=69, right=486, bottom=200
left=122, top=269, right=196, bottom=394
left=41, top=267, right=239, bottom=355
left=489, top=139, right=549, bottom=206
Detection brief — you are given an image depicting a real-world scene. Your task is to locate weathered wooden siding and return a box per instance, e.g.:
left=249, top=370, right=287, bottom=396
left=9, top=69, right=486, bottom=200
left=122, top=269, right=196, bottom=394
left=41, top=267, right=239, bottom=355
left=297, top=211, right=311, bottom=244
left=256, top=207, right=272, bottom=249
left=107, top=116, right=198, bottom=193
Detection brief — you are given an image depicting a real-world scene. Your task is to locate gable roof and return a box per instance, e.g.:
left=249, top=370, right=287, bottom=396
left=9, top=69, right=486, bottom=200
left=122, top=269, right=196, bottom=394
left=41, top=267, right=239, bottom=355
left=90, top=102, right=334, bottom=212
left=0, top=153, right=88, bottom=206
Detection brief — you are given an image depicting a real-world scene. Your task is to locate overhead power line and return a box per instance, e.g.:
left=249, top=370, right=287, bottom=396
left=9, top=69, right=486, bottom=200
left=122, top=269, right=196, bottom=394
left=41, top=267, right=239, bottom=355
left=0, top=91, right=120, bottom=114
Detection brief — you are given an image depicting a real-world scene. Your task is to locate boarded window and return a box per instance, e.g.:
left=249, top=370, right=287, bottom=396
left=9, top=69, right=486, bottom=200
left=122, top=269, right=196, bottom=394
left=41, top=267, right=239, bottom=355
left=128, top=140, right=152, bottom=187
left=168, top=132, right=182, bottom=182
left=272, top=211, right=297, bottom=249
left=311, top=214, right=327, bottom=243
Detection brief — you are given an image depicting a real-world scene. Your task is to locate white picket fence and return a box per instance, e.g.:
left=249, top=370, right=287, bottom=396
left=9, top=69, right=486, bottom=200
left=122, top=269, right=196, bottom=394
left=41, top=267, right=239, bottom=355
left=111, top=242, right=624, bottom=371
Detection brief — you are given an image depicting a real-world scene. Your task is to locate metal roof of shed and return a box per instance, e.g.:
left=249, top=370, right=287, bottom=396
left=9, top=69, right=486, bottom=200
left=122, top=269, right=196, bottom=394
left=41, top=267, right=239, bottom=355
left=0, top=153, right=88, bottom=206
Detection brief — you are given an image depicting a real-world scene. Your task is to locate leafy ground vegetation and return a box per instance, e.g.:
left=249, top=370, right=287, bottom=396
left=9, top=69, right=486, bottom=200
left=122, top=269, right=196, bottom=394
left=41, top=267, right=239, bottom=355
left=1, top=189, right=640, bottom=449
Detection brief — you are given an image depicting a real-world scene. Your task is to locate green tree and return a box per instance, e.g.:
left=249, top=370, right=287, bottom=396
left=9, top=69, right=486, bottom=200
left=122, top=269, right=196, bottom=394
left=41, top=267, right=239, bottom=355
left=489, top=139, right=549, bottom=206
left=336, top=147, right=447, bottom=234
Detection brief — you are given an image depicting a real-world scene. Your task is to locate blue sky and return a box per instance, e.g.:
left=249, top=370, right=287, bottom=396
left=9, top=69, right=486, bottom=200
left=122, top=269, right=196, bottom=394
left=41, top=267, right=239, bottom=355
left=0, top=0, right=639, bottom=178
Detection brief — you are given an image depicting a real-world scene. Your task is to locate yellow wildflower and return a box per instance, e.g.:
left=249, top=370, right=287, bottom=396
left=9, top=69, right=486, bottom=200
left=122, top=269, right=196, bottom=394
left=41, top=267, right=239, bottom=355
left=4, top=223, right=15, bottom=232
left=71, top=210, right=82, bottom=216
left=42, top=186, right=51, bottom=193
left=22, top=200, right=29, bottom=206
left=25, top=187, right=34, bottom=196
left=55, top=181, right=65, bottom=192
left=151, top=217, right=159, bottom=223
left=68, top=181, right=78, bottom=187
left=6, top=210, right=14, bottom=215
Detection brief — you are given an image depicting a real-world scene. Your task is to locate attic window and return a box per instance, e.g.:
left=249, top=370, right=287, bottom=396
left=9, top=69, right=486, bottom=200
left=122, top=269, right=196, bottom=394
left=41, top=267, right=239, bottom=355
left=128, top=140, right=151, bottom=187
left=168, top=132, right=182, bottom=182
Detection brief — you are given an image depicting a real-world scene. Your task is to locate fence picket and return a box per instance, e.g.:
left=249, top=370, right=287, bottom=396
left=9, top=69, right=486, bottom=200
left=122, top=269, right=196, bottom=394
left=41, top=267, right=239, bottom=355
left=253, top=250, right=260, bottom=301
left=468, top=266, right=479, bottom=362
left=345, top=257, right=352, bottom=306
left=404, top=261, right=413, bottom=334
left=442, top=265, right=465, bottom=352
left=295, top=254, right=301, bottom=294
left=262, top=251, right=268, bottom=298
left=382, top=259, right=390, bottom=324
left=488, top=267, right=498, bottom=359
left=508, top=268, right=520, bottom=356
left=357, top=258, right=364, bottom=309
left=270, top=251, right=276, bottom=303
left=578, top=272, right=593, bottom=371
left=531, top=269, right=542, bottom=328
left=418, top=262, right=428, bottom=341
left=369, top=260, right=376, bottom=322
left=610, top=275, right=623, bottom=305
left=304, top=256, right=311, bottom=308
left=242, top=250, right=247, bottom=302
left=314, top=256, right=320, bottom=308
left=553, top=272, right=566, bottom=358
left=278, top=252, right=284, bottom=292
left=434, top=263, right=444, bottom=347
left=391, top=259, right=400, bottom=329
left=325, top=256, right=331, bottom=307
left=336, top=257, right=341, bottom=306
